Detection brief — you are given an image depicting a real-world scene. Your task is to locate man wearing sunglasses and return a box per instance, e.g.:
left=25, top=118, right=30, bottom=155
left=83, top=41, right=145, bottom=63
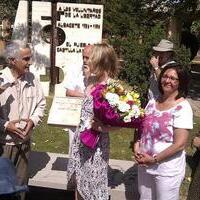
left=148, top=39, right=176, bottom=100
left=0, top=40, right=46, bottom=200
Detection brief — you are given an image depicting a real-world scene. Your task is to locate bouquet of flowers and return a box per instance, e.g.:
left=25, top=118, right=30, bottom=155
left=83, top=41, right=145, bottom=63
left=80, top=79, right=143, bottom=149
left=103, top=80, right=143, bottom=122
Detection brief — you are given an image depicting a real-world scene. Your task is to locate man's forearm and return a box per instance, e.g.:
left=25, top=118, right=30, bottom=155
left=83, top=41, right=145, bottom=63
left=30, top=88, right=46, bottom=126
left=153, top=67, right=161, bottom=79
left=66, top=89, right=84, bottom=97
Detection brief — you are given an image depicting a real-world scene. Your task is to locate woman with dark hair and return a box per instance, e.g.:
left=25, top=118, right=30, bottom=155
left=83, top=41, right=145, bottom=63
left=133, top=64, right=193, bottom=200
left=158, top=64, right=190, bottom=99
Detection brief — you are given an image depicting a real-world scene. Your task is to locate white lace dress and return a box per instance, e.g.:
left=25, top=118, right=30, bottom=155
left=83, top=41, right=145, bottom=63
left=66, top=94, right=110, bottom=200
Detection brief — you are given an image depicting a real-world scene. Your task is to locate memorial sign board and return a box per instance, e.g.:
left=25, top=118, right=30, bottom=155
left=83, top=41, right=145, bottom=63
left=47, top=97, right=83, bottom=127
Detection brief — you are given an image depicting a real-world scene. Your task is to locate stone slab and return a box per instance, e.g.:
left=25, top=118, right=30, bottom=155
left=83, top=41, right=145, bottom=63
left=28, top=151, right=139, bottom=200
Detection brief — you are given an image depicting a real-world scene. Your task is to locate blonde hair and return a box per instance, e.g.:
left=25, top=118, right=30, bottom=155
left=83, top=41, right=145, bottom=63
left=89, top=43, right=118, bottom=81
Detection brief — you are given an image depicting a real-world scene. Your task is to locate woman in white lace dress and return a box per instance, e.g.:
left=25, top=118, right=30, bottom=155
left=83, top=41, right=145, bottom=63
left=66, top=43, right=118, bottom=200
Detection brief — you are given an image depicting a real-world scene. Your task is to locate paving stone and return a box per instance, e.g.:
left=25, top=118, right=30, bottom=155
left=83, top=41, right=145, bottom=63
left=28, top=151, right=139, bottom=200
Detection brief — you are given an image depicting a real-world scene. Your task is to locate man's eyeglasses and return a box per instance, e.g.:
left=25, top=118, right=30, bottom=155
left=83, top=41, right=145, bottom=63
left=22, top=56, right=31, bottom=62
left=162, top=75, right=179, bottom=82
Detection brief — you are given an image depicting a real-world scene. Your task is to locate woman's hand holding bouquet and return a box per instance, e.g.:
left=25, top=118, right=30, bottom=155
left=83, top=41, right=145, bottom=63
left=80, top=79, right=144, bottom=149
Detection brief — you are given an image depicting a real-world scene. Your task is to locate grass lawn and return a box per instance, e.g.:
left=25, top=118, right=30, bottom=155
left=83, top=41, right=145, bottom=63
left=32, top=96, right=200, bottom=199
left=32, top=96, right=136, bottom=158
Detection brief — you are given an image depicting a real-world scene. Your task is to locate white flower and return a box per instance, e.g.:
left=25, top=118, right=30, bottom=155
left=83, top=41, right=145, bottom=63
left=131, top=105, right=141, bottom=118
left=123, top=115, right=132, bottom=123
left=118, top=101, right=130, bottom=113
left=128, top=110, right=135, bottom=118
left=105, top=92, right=119, bottom=106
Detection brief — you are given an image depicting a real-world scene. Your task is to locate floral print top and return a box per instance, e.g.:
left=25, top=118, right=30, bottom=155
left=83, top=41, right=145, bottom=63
left=139, top=99, right=193, bottom=176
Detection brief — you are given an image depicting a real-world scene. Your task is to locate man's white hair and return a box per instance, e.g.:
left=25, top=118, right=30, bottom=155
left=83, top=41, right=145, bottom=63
left=5, top=40, right=30, bottom=61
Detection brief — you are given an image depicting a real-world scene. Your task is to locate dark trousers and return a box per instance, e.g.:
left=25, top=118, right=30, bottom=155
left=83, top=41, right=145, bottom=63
left=0, top=141, right=30, bottom=200
left=187, top=150, right=200, bottom=200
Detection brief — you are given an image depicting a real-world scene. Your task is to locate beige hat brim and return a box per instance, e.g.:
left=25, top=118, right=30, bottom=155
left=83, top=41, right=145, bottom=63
left=153, top=46, right=174, bottom=52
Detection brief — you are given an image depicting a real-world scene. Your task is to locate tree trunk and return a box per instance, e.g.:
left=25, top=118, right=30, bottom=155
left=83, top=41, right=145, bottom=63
left=166, top=16, right=182, bottom=45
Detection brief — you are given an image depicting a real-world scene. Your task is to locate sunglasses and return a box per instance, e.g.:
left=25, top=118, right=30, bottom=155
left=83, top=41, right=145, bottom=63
left=22, top=56, right=31, bottom=62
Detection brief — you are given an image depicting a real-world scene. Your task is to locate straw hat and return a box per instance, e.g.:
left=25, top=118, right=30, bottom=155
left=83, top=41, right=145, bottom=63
left=153, top=39, right=174, bottom=52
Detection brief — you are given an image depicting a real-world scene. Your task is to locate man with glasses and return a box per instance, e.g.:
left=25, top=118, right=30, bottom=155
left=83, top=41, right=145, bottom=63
left=148, top=39, right=176, bottom=100
left=0, top=40, right=46, bottom=200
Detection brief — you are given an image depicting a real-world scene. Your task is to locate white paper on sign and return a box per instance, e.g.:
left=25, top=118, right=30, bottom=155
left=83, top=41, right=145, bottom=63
left=47, top=96, right=83, bottom=127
